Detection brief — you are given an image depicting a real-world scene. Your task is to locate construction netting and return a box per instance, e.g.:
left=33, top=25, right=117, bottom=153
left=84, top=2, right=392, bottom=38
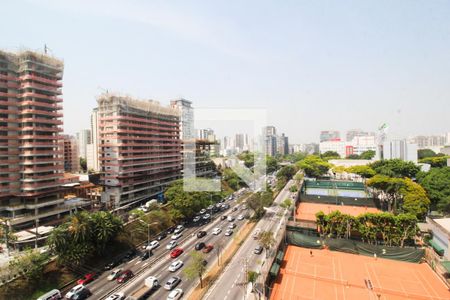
left=299, top=194, right=377, bottom=207
left=286, top=230, right=425, bottom=263
left=304, top=180, right=366, bottom=190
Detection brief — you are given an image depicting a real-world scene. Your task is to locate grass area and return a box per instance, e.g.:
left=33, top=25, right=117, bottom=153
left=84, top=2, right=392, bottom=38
left=187, top=220, right=256, bottom=300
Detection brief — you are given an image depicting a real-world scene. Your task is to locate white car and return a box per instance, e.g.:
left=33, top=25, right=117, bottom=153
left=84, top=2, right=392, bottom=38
left=193, top=216, right=201, bottom=222
left=166, top=240, right=178, bottom=249
left=227, top=216, right=235, bottom=222
left=171, top=232, right=182, bottom=240
left=199, top=209, right=206, bottom=214
left=65, top=284, right=85, bottom=299
left=212, top=228, right=222, bottom=235
left=203, top=213, right=211, bottom=220
left=146, top=240, right=159, bottom=250
left=174, top=225, right=184, bottom=234
left=237, top=214, right=244, bottom=220
left=168, top=260, right=184, bottom=272
left=225, top=229, right=233, bottom=236
left=105, top=292, right=125, bottom=300
left=167, top=288, right=184, bottom=300
left=228, top=223, right=236, bottom=229
left=107, top=269, right=122, bottom=281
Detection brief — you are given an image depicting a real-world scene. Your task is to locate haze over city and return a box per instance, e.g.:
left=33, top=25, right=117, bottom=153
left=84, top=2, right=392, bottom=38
left=2, top=0, right=449, bottom=142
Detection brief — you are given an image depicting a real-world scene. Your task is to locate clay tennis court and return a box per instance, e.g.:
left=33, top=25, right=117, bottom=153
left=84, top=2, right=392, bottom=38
left=296, top=202, right=381, bottom=221
left=270, top=246, right=450, bottom=300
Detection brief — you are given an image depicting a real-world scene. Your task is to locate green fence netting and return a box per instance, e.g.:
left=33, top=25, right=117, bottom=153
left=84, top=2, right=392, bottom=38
left=286, top=231, right=424, bottom=263
left=304, top=180, right=366, bottom=190
left=299, top=194, right=377, bottom=207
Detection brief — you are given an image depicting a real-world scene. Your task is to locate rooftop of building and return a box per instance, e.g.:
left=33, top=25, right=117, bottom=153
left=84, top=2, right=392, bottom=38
left=97, top=92, right=180, bottom=117
left=433, top=218, right=450, bottom=233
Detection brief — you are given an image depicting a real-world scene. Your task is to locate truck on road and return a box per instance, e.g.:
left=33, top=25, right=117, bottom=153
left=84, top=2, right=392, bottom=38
left=127, top=276, right=159, bottom=300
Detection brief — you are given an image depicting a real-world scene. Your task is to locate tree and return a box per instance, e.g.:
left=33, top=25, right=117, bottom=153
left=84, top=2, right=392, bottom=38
left=346, top=154, right=360, bottom=159
left=9, top=248, right=50, bottom=282
left=399, top=178, right=430, bottom=218
left=370, top=159, right=420, bottom=178
left=79, top=157, right=87, bottom=172
left=276, top=165, right=297, bottom=182
left=418, top=149, right=437, bottom=159
left=47, top=211, right=123, bottom=266
left=419, top=156, right=449, bottom=168
left=346, top=165, right=376, bottom=178
left=360, top=150, right=376, bottom=160
left=184, top=251, right=207, bottom=288
left=296, top=155, right=331, bottom=178
left=237, top=151, right=254, bottom=168
left=247, top=270, right=259, bottom=292
left=266, top=156, right=279, bottom=173
left=246, top=190, right=274, bottom=220
left=279, top=198, right=292, bottom=210
left=417, top=167, right=450, bottom=213
left=321, top=151, right=340, bottom=159
left=258, top=231, right=275, bottom=258
left=367, top=175, right=405, bottom=213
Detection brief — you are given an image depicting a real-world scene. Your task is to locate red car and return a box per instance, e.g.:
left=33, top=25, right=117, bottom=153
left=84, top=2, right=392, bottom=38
left=170, top=248, right=184, bottom=258
left=203, top=244, right=214, bottom=253
left=77, top=273, right=95, bottom=285
left=117, top=270, right=133, bottom=283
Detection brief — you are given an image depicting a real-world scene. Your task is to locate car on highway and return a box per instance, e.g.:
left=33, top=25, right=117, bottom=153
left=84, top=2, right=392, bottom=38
left=168, top=260, right=184, bottom=272
left=237, top=214, right=244, bottom=220
left=193, top=216, right=201, bottom=223
left=77, top=273, right=95, bottom=285
left=124, top=249, right=136, bottom=260
left=107, top=269, right=122, bottom=281
left=253, top=228, right=261, bottom=240
left=105, top=292, right=125, bottom=300
left=145, top=240, right=159, bottom=250
left=167, top=288, right=183, bottom=300
left=166, top=227, right=176, bottom=234
left=141, top=251, right=151, bottom=261
left=156, top=232, right=167, bottom=241
left=174, top=225, right=184, bottom=234
left=228, top=223, right=236, bottom=229
left=71, top=287, right=91, bottom=300
left=166, top=240, right=178, bottom=250
left=199, top=209, right=206, bottom=214
left=203, top=213, right=211, bottom=220
left=104, top=259, right=121, bottom=270
left=195, top=242, right=206, bottom=250
left=225, top=229, right=233, bottom=236
left=197, top=230, right=207, bottom=238
left=232, top=207, right=238, bottom=212
left=65, top=284, right=85, bottom=299
left=171, top=232, right=182, bottom=240
left=227, top=216, right=235, bottom=222
left=170, top=248, right=184, bottom=258
left=212, top=227, right=222, bottom=235
left=164, top=276, right=181, bottom=290
left=220, top=215, right=227, bottom=220
left=254, top=245, right=263, bottom=255
left=117, top=270, right=133, bottom=283
left=203, top=244, right=214, bottom=253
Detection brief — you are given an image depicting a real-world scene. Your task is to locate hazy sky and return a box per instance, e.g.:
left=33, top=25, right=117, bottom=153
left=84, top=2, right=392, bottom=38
left=2, top=0, right=449, bottom=143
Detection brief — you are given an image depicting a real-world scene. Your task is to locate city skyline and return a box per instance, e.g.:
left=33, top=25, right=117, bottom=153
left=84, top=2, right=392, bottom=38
left=2, top=0, right=449, bottom=143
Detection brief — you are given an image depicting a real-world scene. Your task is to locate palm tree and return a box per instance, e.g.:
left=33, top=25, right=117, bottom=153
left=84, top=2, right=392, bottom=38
left=259, top=231, right=275, bottom=258
left=67, top=212, right=91, bottom=243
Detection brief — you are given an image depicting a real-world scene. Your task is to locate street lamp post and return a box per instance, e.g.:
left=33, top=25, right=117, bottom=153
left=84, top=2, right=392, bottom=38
left=139, top=220, right=158, bottom=248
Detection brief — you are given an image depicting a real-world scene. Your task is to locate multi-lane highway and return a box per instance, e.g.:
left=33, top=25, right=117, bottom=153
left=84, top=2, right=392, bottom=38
left=203, top=179, right=295, bottom=300
left=65, top=191, right=251, bottom=300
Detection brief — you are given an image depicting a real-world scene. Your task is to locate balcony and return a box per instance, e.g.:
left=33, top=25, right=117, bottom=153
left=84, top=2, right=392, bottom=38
left=19, top=142, right=60, bottom=148
left=101, top=115, right=179, bottom=127
left=0, top=74, right=19, bottom=81
left=21, top=173, right=61, bottom=181
left=20, top=158, right=62, bottom=165
left=19, top=92, right=62, bottom=102
left=20, top=126, right=62, bottom=133
left=20, top=74, right=62, bottom=87
left=20, top=150, right=63, bottom=156
left=0, top=91, right=17, bottom=98
left=20, top=109, right=63, bottom=118
left=20, top=117, right=63, bottom=125
left=0, top=81, right=19, bottom=89
left=20, top=100, right=62, bottom=110
left=20, top=82, right=62, bottom=94
left=19, top=134, right=61, bottom=140
left=21, top=165, right=64, bottom=173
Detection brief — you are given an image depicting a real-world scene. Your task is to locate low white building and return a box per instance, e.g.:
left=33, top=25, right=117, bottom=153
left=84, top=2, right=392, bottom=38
left=381, top=139, right=418, bottom=163
left=426, top=217, right=450, bottom=260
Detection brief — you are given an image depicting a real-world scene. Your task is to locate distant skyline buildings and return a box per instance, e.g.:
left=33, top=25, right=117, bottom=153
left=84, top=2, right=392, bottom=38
left=76, top=129, right=91, bottom=159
